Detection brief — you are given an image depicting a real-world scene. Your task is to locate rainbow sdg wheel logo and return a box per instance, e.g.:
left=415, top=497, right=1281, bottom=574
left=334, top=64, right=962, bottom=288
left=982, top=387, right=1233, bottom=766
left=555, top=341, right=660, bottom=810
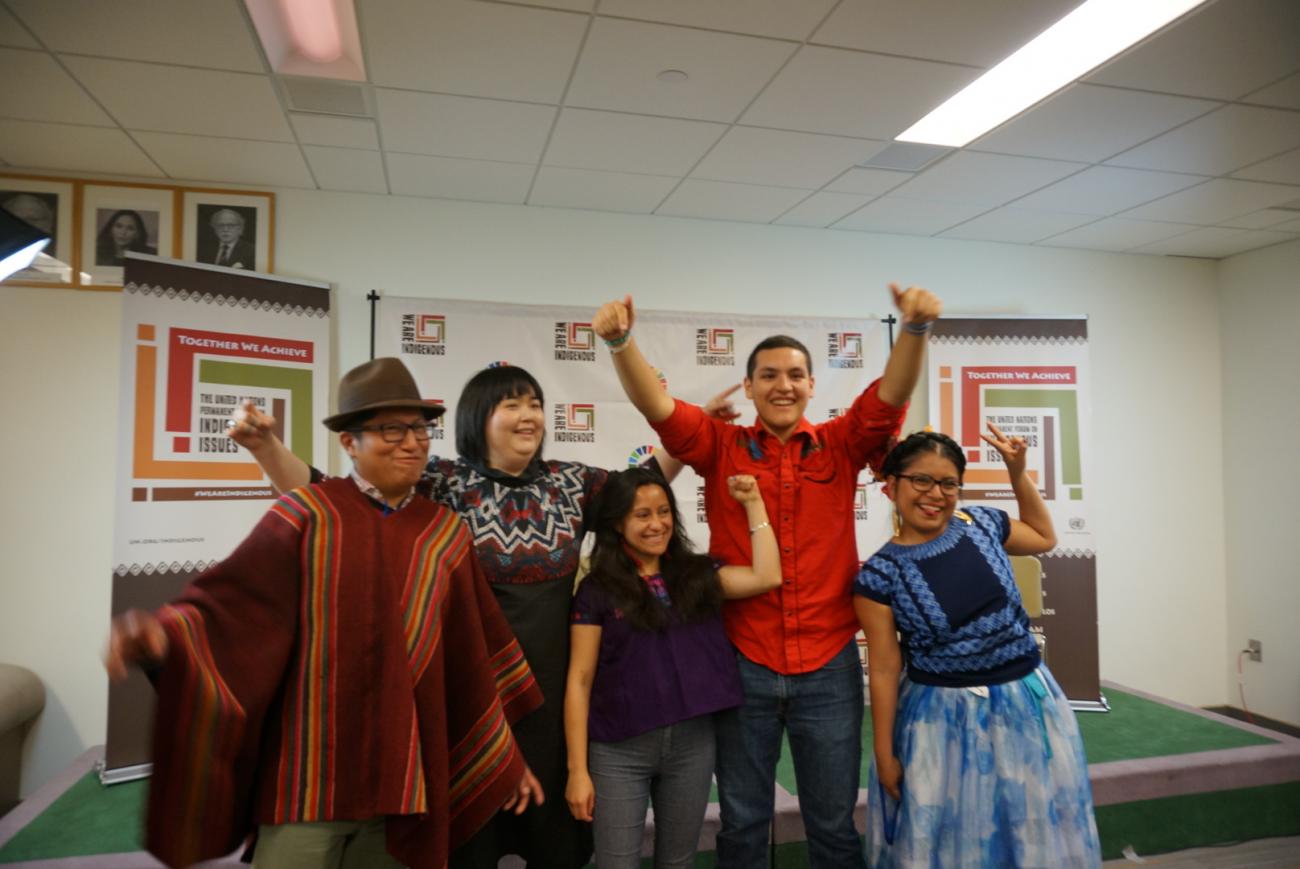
left=628, top=445, right=655, bottom=467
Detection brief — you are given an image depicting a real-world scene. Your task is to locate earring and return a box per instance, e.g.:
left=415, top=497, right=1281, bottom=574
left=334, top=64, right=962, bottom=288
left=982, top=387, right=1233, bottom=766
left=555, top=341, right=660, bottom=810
left=892, top=507, right=902, bottom=538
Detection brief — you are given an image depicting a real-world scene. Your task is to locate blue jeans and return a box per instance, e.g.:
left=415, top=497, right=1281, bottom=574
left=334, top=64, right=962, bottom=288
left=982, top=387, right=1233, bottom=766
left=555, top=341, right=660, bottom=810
left=715, top=640, right=865, bottom=869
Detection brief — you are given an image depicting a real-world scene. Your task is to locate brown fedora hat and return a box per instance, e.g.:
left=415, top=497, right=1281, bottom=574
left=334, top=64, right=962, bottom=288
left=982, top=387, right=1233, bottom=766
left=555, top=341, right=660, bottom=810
left=322, top=357, right=445, bottom=432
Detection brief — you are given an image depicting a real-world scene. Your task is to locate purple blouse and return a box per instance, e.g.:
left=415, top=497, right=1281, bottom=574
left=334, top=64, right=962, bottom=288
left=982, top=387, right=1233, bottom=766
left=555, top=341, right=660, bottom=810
left=572, top=573, right=742, bottom=743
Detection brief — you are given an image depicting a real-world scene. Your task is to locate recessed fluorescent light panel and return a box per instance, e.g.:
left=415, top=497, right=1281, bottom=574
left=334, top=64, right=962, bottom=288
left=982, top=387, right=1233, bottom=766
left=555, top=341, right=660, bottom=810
left=896, top=0, right=1210, bottom=147
left=244, top=0, right=366, bottom=81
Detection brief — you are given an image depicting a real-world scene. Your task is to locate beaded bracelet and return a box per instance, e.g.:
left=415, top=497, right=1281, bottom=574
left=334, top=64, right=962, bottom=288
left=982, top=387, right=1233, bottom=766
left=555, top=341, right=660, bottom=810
left=604, top=331, right=632, bottom=349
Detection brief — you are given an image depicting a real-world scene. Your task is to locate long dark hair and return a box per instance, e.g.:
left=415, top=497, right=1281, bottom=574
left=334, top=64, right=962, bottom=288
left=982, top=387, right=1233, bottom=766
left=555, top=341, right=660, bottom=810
left=881, top=431, right=967, bottom=480
left=585, top=467, right=722, bottom=631
left=96, top=209, right=150, bottom=262
left=455, top=365, right=546, bottom=466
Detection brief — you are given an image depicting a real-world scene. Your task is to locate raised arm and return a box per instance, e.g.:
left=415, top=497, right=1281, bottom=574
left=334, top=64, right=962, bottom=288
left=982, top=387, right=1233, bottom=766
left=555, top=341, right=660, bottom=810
left=856, top=596, right=904, bottom=800
left=878, top=284, right=943, bottom=408
left=980, top=422, right=1057, bottom=555
left=227, top=401, right=312, bottom=493
left=592, top=295, right=675, bottom=423
left=717, top=475, right=782, bottom=598
left=563, top=624, right=602, bottom=822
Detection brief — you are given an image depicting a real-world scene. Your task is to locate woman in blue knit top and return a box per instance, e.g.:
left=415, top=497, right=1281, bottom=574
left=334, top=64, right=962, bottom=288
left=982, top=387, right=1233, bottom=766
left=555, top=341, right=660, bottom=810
left=855, top=428, right=1100, bottom=868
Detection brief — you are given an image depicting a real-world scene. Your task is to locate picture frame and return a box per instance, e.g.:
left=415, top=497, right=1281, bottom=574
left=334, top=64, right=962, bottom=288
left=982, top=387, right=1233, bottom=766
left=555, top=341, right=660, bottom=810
left=80, top=182, right=177, bottom=289
left=0, top=174, right=75, bottom=286
left=181, top=189, right=274, bottom=274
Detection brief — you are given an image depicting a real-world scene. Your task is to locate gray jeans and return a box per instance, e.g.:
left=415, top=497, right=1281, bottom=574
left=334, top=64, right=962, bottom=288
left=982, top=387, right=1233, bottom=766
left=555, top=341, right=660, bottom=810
left=588, top=713, right=717, bottom=869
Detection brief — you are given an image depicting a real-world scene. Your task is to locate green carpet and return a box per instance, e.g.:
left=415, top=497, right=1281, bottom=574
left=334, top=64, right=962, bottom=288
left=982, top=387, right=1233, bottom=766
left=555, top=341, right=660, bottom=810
left=0, top=772, right=146, bottom=862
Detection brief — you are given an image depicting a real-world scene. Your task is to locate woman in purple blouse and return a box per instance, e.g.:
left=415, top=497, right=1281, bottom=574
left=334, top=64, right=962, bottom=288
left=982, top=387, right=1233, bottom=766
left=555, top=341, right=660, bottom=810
left=563, top=466, right=781, bottom=868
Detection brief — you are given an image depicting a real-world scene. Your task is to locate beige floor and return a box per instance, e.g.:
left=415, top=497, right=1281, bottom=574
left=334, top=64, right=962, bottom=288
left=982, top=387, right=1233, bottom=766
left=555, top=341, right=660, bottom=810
left=1102, top=836, right=1300, bottom=868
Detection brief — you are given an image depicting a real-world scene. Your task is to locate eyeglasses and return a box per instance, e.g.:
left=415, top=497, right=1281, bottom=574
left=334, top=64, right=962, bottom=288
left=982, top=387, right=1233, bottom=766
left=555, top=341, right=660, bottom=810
left=352, top=421, right=436, bottom=443
left=896, top=473, right=961, bottom=495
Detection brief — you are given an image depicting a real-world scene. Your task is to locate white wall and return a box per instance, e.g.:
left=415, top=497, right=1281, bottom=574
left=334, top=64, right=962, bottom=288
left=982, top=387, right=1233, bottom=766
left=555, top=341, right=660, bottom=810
left=0, top=186, right=1231, bottom=796
left=1217, top=239, right=1300, bottom=727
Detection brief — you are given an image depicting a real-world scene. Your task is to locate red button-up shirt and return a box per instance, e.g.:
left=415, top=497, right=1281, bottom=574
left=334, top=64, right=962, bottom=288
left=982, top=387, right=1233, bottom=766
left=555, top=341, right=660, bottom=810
left=652, top=379, right=906, bottom=674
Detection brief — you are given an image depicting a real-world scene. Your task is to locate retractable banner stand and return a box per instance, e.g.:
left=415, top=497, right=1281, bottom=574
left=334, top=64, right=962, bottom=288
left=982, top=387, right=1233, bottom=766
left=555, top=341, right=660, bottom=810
left=374, top=295, right=895, bottom=586
left=103, top=254, right=332, bottom=782
left=927, top=317, right=1104, bottom=709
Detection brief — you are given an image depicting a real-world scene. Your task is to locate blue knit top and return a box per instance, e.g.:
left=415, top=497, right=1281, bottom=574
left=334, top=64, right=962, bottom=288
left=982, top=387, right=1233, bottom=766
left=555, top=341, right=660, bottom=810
left=855, top=506, right=1040, bottom=687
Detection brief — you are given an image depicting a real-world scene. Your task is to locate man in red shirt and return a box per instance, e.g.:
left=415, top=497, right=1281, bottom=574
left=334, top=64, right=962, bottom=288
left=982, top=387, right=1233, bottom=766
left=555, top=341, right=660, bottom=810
left=592, top=286, right=941, bottom=868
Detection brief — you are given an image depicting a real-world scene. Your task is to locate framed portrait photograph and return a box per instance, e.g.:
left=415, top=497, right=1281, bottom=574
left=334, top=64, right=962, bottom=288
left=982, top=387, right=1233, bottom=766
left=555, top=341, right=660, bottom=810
left=80, top=183, right=176, bottom=288
left=0, top=174, right=75, bottom=285
left=181, top=189, right=274, bottom=274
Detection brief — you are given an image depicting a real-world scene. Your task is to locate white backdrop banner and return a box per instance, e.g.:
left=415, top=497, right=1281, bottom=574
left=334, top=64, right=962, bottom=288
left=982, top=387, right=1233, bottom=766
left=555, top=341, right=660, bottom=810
left=376, top=296, right=896, bottom=558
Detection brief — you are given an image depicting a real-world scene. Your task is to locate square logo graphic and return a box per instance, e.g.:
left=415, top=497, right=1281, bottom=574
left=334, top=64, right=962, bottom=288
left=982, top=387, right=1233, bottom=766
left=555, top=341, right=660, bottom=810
left=827, top=332, right=863, bottom=369
left=554, top=321, right=596, bottom=362
left=552, top=403, right=596, bottom=442
left=696, top=327, right=735, bottom=366
left=401, top=313, right=446, bottom=355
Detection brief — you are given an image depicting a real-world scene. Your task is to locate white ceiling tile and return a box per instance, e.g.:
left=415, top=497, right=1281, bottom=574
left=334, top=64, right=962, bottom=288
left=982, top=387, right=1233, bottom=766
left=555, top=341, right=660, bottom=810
left=1039, top=218, right=1198, bottom=252
left=812, top=0, right=1079, bottom=67
left=741, top=46, right=980, bottom=139
left=1218, top=208, right=1300, bottom=229
left=1014, top=166, right=1205, bottom=216
left=529, top=166, right=678, bottom=213
left=61, top=56, right=293, bottom=142
left=890, top=152, right=1084, bottom=208
left=133, top=131, right=314, bottom=187
left=825, top=167, right=912, bottom=196
left=774, top=192, right=875, bottom=228
left=1245, top=72, right=1300, bottom=110
left=832, top=197, right=988, bottom=235
left=544, top=108, right=727, bottom=176
left=511, top=0, right=594, bottom=10
left=377, top=90, right=556, bottom=164
left=0, top=119, right=163, bottom=177
left=302, top=146, right=388, bottom=194
left=597, top=0, right=836, bottom=40
left=386, top=152, right=535, bottom=203
left=364, top=0, right=587, bottom=103
left=656, top=179, right=811, bottom=223
left=0, top=7, right=39, bottom=48
left=938, top=208, right=1096, bottom=244
left=0, top=48, right=114, bottom=126
left=567, top=18, right=794, bottom=122
left=691, top=127, right=887, bottom=189
left=1122, top=178, right=1300, bottom=225
left=1105, top=105, right=1300, bottom=176
left=972, top=84, right=1218, bottom=163
left=291, top=114, right=379, bottom=150
left=1232, top=149, right=1300, bottom=185
left=10, top=0, right=263, bottom=71
left=1133, top=227, right=1297, bottom=258
left=1267, top=216, right=1300, bottom=233
left=1086, top=0, right=1300, bottom=100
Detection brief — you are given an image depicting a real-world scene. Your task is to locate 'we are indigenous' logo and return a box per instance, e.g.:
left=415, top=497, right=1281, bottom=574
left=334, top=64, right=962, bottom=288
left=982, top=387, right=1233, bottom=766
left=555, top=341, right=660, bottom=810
left=695, top=484, right=707, bottom=524
left=401, top=314, right=446, bottom=355
left=827, top=407, right=847, bottom=420
left=554, top=321, right=596, bottom=362
left=826, top=332, right=863, bottom=369
left=553, top=403, right=596, bottom=443
left=696, top=328, right=734, bottom=367
left=854, top=483, right=870, bottom=521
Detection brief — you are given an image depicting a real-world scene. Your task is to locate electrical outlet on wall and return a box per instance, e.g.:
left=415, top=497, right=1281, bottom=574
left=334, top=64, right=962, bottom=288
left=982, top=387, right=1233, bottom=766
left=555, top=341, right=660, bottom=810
left=1247, top=639, right=1262, bottom=662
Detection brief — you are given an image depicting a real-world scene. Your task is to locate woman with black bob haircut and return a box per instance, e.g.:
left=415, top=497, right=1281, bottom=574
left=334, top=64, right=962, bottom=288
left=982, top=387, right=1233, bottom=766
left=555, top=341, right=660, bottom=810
left=564, top=466, right=781, bottom=868
left=855, top=428, right=1100, bottom=867
left=230, top=362, right=744, bottom=869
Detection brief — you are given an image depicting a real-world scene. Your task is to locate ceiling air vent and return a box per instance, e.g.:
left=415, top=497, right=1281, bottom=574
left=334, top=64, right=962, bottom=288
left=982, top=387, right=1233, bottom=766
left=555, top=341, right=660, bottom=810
left=858, top=142, right=953, bottom=172
left=279, top=76, right=372, bottom=118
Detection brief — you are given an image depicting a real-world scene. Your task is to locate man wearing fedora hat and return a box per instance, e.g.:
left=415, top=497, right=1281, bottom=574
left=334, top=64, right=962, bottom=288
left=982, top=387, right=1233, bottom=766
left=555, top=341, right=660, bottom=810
left=106, top=358, right=545, bottom=869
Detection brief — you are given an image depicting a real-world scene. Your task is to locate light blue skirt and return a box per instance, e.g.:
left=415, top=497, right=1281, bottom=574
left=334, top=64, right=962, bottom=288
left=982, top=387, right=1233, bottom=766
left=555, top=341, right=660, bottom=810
left=865, top=666, right=1101, bottom=868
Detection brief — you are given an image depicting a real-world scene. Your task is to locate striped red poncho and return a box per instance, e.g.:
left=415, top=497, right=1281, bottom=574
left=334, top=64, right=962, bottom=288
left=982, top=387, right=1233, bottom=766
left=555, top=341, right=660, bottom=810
left=144, top=476, right=542, bottom=868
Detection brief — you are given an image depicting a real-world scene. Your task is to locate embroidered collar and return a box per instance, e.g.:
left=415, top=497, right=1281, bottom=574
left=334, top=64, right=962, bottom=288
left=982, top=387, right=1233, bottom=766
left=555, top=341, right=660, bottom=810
left=880, top=514, right=968, bottom=560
